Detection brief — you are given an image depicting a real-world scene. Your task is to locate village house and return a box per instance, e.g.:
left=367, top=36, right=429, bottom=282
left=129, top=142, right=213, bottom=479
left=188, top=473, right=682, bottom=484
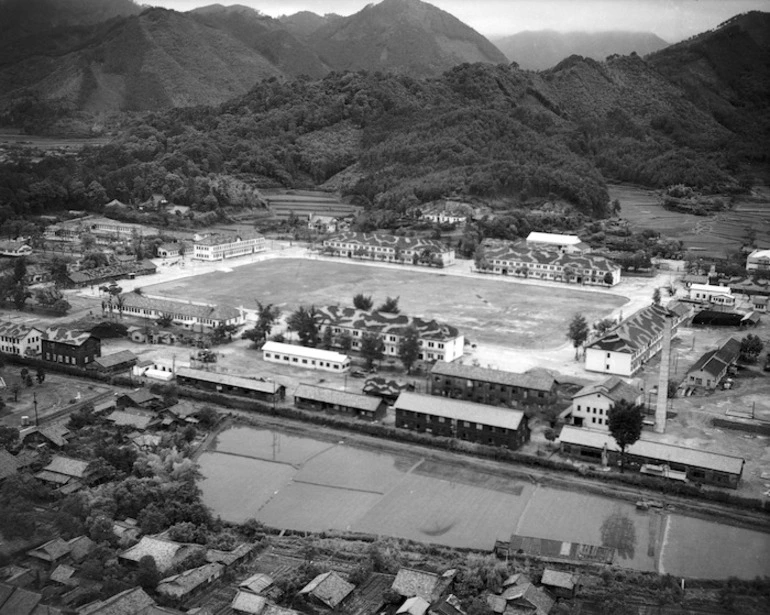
left=34, top=455, right=91, bottom=489
left=323, top=231, right=455, bottom=267
left=540, top=569, right=580, bottom=599
left=119, top=536, right=204, bottom=574
left=298, top=571, right=355, bottom=610
left=262, top=341, right=351, bottom=373
left=394, top=392, right=529, bottom=450
left=42, top=328, right=101, bottom=367
left=293, top=384, right=388, bottom=421
left=192, top=232, right=266, bottom=261
left=0, top=321, right=43, bottom=356
left=105, top=409, right=158, bottom=431
left=479, top=239, right=620, bottom=286
left=686, top=337, right=741, bottom=390
left=88, top=350, right=138, bottom=375
left=751, top=295, right=768, bottom=312
left=156, top=563, right=224, bottom=601
left=746, top=248, right=770, bottom=273
left=156, top=242, right=185, bottom=258
left=392, top=568, right=457, bottom=603
left=318, top=305, right=465, bottom=363
left=584, top=303, right=691, bottom=377
left=21, top=424, right=71, bottom=449
left=119, top=293, right=245, bottom=329
left=429, top=361, right=556, bottom=408
left=0, top=239, right=33, bottom=257
left=419, top=200, right=470, bottom=225
left=116, top=389, right=163, bottom=410
left=688, top=283, right=736, bottom=307
left=526, top=231, right=590, bottom=254
left=0, top=583, right=45, bottom=614
left=568, top=376, right=642, bottom=430
left=491, top=575, right=554, bottom=615
left=558, top=425, right=745, bottom=488
left=307, top=213, right=340, bottom=233
left=175, top=367, right=286, bottom=403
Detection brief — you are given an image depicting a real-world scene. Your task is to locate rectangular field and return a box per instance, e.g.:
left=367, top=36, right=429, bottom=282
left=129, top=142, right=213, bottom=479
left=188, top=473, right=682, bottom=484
left=143, top=258, right=627, bottom=349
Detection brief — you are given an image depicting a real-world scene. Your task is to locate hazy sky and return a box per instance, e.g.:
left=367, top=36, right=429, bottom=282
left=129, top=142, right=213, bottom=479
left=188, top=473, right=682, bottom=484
left=146, top=0, right=770, bottom=41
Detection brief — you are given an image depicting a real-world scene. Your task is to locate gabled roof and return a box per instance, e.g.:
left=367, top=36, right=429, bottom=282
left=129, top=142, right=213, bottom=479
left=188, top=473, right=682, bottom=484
left=430, top=594, right=465, bottom=615
left=106, top=410, right=155, bottom=431
left=588, top=304, right=680, bottom=354
left=262, top=341, right=349, bottom=363
left=325, top=231, right=451, bottom=254
left=688, top=338, right=741, bottom=379
left=504, top=582, right=554, bottom=615
left=238, top=573, right=274, bottom=594
left=0, top=585, right=42, bottom=615
left=391, top=568, right=456, bottom=602
left=294, top=384, right=384, bottom=412
left=42, top=327, right=94, bottom=347
left=298, top=571, right=355, bottom=609
left=193, top=232, right=262, bottom=246
left=482, top=240, right=617, bottom=272
left=40, top=456, right=90, bottom=479
left=431, top=361, right=555, bottom=392
left=119, top=389, right=160, bottom=406
left=396, top=596, right=430, bottom=615
left=93, top=351, right=138, bottom=369
left=205, top=544, right=254, bottom=566
left=317, top=305, right=460, bottom=342
left=231, top=592, right=266, bottom=615
left=119, top=537, right=200, bottom=573
left=120, top=293, right=240, bottom=322
left=176, top=368, right=282, bottom=394
left=0, top=321, right=41, bottom=340
left=68, top=536, right=96, bottom=562
left=50, top=565, right=77, bottom=584
left=28, top=538, right=71, bottom=562
left=395, top=392, right=525, bottom=431
left=157, top=563, right=223, bottom=598
left=77, top=587, right=155, bottom=615
left=541, top=569, right=578, bottom=591
left=572, top=376, right=640, bottom=405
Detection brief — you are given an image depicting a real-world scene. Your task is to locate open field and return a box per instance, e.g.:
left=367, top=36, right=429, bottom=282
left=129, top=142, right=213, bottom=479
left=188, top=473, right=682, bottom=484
left=142, top=258, right=627, bottom=349
left=198, top=425, right=770, bottom=579
left=609, top=183, right=770, bottom=258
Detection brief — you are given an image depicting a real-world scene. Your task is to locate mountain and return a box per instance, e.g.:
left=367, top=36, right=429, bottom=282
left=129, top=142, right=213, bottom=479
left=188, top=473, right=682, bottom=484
left=278, top=11, right=342, bottom=39
left=493, top=30, right=669, bottom=70
left=0, top=0, right=141, bottom=43
left=190, top=4, right=328, bottom=79
left=305, top=0, right=508, bottom=78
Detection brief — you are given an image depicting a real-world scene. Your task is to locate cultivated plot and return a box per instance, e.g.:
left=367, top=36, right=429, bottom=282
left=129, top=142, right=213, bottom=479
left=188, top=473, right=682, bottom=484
left=144, top=258, right=627, bottom=348
left=198, top=452, right=295, bottom=523
left=211, top=426, right=332, bottom=466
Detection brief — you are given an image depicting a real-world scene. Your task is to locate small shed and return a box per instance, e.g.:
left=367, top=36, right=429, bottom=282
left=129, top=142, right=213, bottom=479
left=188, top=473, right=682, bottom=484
left=298, top=571, right=355, bottom=609
left=540, top=569, right=579, bottom=599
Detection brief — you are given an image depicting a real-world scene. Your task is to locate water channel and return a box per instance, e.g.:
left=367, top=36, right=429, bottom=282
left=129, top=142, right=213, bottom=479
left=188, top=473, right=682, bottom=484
left=198, top=426, right=770, bottom=580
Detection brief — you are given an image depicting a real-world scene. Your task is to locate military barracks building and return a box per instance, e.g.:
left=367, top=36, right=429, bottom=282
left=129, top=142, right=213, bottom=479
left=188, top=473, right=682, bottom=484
left=323, top=232, right=455, bottom=267
left=42, top=328, right=101, bottom=367
left=394, top=391, right=529, bottom=450
left=429, top=361, right=556, bottom=408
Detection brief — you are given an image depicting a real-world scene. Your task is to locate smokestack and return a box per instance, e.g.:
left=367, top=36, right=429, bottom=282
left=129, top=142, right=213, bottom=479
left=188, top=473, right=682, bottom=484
left=655, top=311, right=673, bottom=434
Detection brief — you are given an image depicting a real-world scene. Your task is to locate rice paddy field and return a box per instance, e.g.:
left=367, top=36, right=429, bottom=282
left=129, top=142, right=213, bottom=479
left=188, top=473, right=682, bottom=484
left=608, top=183, right=770, bottom=258
left=142, top=258, right=627, bottom=349
left=198, top=425, right=770, bottom=580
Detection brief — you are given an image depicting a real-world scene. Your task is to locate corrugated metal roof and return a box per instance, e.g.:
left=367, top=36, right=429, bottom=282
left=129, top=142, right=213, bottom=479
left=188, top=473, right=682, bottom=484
left=176, top=367, right=281, bottom=393
left=294, top=384, right=383, bottom=411
left=431, top=361, right=555, bottom=392
left=559, top=426, right=744, bottom=475
left=395, top=392, right=525, bottom=430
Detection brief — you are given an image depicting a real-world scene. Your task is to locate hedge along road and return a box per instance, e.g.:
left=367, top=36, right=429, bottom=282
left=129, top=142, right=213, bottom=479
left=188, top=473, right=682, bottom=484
left=198, top=422, right=770, bottom=581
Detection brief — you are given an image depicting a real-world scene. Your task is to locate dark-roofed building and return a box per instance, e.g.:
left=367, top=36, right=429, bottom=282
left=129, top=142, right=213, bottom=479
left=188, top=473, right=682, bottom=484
left=42, top=328, right=100, bottom=368
left=568, top=376, right=642, bottom=430
left=323, top=231, right=455, bottom=268
left=478, top=239, right=620, bottom=286
left=67, top=261, right=156, bottom=287
left=89, top=350, right=138, bottom=374
left=0, top=584, right=42, bottom=615
left=0, top=321, right=42, bottom=356
left=318, top=305, right=464, bottom=363
left=585, top=303, right=691, bottom=376
left=27, top=538, right=72, bottom=564
left=430, top=361, right=555, bottom=408
left=298, top=571, right=355, bottom=609
left=395, top=392, right=529, bottom=450
left=175, top=367, right=285, bottom=403
left=559, top=425, right=745, bottom=488
left=687, top=337, right=741, bottom=390
left=500, top=580, right=554, bottom=615
left=120, top=293, right=244, bottom=328
left=392, top=568, right=456, bottom=603
left=75, top=586, right=175, bottom=615
left=494, top=535, right=614, bottom=565
left=21, top=424, right=71, bottom=448
left=105, top=409, right=157, bottom=431
left=205, top=544, right=256, bottom=568
left=116, top=389, right=162, bottom=410
left=293, top=384, right=387, bottom=421
left=156, top=563, right=224, bottom=600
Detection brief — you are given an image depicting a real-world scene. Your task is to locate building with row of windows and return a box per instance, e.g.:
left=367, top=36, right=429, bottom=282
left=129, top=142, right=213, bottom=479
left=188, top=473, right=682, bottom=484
left=0, top=321, right=42, bottom=356
left=688, top=283, right=735, bottom=307
left=42, top=328, right=101, bottom=368
left=746, top=248, right=770, bottom=273
left=119, top=293, right=244, bottom=329
left=262, top=341, right=351, bottom=372
left=192, top=232, right=266, bottom=261
left=322, top=232, right=455, bottom=267
left=585, top=303, right=692, bottom=376
left=429, top=361, right=556, bottom=408
left=175, top=367, right=286, bottom=403
left=394, top=391, right=529, bottom=450
left=567, top=376, right=642, bottom=430
left=478, top=240, right=621, bottom=286
left=525, top=232, right=590, bottom=254
left=293, top=384, right=387, bottom=421
left=317, top=305, right=464, bottom=363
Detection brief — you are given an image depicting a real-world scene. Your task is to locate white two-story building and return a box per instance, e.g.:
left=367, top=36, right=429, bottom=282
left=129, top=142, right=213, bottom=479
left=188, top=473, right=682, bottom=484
left=0, top=321, right=43, bottom=356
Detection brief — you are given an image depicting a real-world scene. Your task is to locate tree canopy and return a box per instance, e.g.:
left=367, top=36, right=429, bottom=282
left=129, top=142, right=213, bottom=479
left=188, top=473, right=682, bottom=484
left=567, top=313, right=589, bottom=359
left=607, top=400, right=644, bottom=473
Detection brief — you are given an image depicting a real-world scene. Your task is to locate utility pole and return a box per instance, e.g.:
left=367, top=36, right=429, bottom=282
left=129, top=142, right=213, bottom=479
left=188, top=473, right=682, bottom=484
left=33, top=392, right=39, bottom=427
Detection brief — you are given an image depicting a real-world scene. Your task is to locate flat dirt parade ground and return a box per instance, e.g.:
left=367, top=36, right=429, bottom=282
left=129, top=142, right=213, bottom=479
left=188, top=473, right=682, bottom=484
left=142, top=257, right=627, bottom=349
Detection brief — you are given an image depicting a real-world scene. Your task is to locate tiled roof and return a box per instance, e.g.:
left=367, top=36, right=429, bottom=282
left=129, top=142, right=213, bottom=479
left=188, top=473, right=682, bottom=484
left=559, top=426, right=745, bottom=475
left=106, top=410, right=154, bottom=430
left=526, top=232, right=582, bottom=245
left=41, top=456, right=90, bottom=479
left=43, top=327, right=94, bottom=347
left=0, top=449, right=19, bottom=480
left=395, top=392, right=526, bottom=431
left=505, top=582, right=554, bottom=615
left=50, top=565, right=77, bottom=584
left=119, top=537, right=199, bottom=573
left=34, top=470, right=72, bottom=485
left=299, top=571, right=354, bottom=609
left=688, top=337, right=741, bottom=379
left=431, top=361, right=555, bottom=392
left=176, top=367, right=281, bottom=394
left=0, top=586, right=42, bottom=615
left=68, top=536, right=95, bottom=562
left=238, top=573, right=274, bottom=594
left=325, top=231, right=451, bottom=253
left=93, top=351, right=138, bottom=369
left=120, top=293, right=240, bottom=322
left=204, top=544, right=254, bottom=566
left=392, top=568, right=455, bottom=602
left=318, top=305, right=460, bottom=341
left=573, top=376, right=640, bottom=404
left=77, top=587, right=155, bottom=615
left=587, top=304, right=678, bottom=354
left=157, top=563, right=223, bottom=599
left=28, top=538, right=71, bottom=562
left=230, top=592, right=267, bottom=615
left=120, top=389, right=160, bottom=406
left=483, top=241, right=617, bottom=273
left=0, top=321, right=41, bottom=340
left=294, top=384, right=383, bottom=412
left=67, top=261, right=156, bottom=284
